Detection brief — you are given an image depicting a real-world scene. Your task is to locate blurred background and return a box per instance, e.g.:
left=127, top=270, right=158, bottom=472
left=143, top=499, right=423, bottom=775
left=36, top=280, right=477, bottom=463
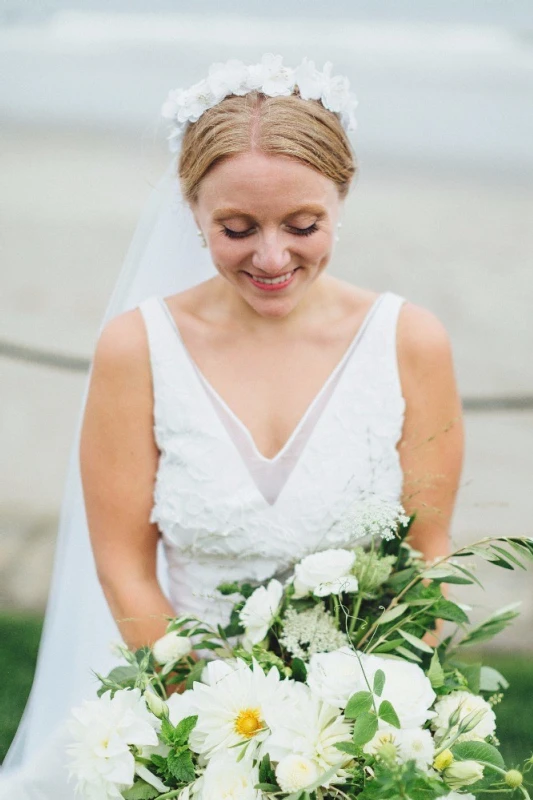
left=1, top=0, right=532, bottom=773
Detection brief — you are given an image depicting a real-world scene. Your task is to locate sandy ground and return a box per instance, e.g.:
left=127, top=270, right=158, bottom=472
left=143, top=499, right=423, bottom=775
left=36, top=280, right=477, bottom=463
left=1, top=125, right=532, bottom=647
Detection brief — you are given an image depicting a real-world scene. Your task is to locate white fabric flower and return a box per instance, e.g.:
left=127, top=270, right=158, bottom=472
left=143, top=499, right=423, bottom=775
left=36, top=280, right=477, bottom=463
left=293, top=549, right=358, bottom=598
left=294, top=58, right=326, bottom=100
left=239, top=579, right=283, bottom=645
left=152, top=631, right=192, bottom=666
left=432, top=690, right=496, bottom=743
left=195, top=753, right=261, bottom=800
left=275, top=754, right=320, bottom=793
left=258, top=53, right=295, bottom=96
left=207, top=59, right=250, bottom=100
left=67, top=689, right=159, bottom=800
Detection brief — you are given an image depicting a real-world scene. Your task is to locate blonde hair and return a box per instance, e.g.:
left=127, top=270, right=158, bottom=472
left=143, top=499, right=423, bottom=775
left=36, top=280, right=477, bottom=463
left=178, top=91, right=357, bottom=203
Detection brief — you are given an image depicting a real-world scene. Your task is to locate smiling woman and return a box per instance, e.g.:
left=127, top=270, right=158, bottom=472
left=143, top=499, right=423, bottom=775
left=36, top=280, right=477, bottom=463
left=0, top=56, right=463, bottom=798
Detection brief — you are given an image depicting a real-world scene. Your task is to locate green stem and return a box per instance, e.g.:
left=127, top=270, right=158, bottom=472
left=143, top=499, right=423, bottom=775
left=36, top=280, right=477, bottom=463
left=474, top=762, right=531, bottom=800
left=156, top=790, right=184, bottom=800
left=349, top=593, right=363, bottom=636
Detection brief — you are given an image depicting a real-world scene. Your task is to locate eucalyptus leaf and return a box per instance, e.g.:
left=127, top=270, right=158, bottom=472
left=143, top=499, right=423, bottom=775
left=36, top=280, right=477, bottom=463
left=373, top=669, right=386, bottom=697
left=480, top=665, right=509, bottom=692
left=376, top=603, right=409, bottom=625
left=394, top=645, right=422, bottom=662
left=427, top=650, right=445, bottom=688
left=398, top=629, right=433, bottom=653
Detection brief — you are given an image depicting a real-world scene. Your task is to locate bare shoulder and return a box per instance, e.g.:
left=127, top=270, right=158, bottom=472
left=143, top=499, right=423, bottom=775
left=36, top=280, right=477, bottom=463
left=397, top=301, right=454, bottom=371
left=93, top=308, right=149, bottom=375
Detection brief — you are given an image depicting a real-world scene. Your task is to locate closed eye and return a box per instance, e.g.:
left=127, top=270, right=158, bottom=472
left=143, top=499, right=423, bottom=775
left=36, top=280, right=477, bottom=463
left=223, top=222, right=319, bottom=239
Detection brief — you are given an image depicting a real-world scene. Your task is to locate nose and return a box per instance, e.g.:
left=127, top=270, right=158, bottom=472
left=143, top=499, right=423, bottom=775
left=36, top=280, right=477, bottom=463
left=250, top=232, right=292, bottom=274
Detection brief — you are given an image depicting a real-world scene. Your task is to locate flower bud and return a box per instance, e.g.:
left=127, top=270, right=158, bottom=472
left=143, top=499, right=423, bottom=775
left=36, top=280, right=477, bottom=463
left=144, top=689, right=168, bottom=719
left=152, top=632, right=192, bottom=667
left=504, top=770, right=523, bottom=788
left=433, top=749, right=454, bottom=771
left=443, top=760, right=484, bottom=789
left=448, top=705, right=462, bottom=728
left=377, top=742, right=398, bottom=765
left=459, top=707, right=487, bottom=734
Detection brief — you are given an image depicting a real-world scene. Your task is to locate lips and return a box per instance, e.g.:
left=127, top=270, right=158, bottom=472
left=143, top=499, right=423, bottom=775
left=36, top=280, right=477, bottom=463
left=244, top=269, right=298, bottom=291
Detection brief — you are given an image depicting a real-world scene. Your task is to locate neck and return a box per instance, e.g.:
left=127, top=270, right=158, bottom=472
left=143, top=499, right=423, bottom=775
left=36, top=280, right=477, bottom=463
left=208, top=273, right=337, bottom=335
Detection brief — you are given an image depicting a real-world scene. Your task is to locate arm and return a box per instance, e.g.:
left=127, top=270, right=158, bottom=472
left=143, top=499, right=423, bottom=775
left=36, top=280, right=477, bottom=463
left=80, top=310, right=175, bottom=650
left=396, top=303, right=465, bottom=563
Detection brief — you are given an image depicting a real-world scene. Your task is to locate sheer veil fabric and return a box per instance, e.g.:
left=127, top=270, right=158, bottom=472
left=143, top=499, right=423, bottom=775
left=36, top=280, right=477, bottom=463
left=1, top=156, right=217, bottom=774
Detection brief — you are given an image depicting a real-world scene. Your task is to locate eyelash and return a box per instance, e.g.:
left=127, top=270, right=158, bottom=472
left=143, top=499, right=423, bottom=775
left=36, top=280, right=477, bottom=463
left=223, top=223, right=319, bottom=240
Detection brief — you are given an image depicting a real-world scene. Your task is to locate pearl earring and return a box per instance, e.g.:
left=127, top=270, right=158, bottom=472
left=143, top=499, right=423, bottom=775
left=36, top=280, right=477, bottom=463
left=335, top=221, right=342, bottom=243
left=197, top=229, right=207, bottom=248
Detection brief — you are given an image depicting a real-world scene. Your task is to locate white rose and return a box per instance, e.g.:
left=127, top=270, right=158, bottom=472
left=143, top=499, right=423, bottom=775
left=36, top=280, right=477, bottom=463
left=276, top=754, right=320, bottom=793
left=364, top=656, right=436, bottom=729
left=152, top=632, right=192, bottom=667
left=443, top=760, right=484, bottom=790
left=197, top=753, right=260, bottom=800
left=307, top=647, right=373, bottom=708
left=293, top=550, right=358, bottom=598
left=432, top=690, right=496, bottom=743
left=239, top=579, right=283, bottom=646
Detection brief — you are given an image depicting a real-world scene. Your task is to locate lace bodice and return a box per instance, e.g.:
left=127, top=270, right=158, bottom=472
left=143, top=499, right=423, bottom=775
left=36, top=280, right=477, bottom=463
left=139, top=292, right=406, bottom=629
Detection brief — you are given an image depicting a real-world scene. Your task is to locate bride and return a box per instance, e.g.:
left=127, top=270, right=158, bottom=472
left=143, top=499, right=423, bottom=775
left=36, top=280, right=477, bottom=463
left=0, top=55, right=464, bottom=797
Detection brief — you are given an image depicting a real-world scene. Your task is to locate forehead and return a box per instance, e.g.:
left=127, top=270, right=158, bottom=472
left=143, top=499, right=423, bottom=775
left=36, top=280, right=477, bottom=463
left=195, top=151, right=339, bottom=215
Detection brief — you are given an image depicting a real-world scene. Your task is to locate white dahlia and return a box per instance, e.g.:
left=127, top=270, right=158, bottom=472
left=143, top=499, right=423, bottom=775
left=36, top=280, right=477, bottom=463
left=194, top=753, right=261, bottom=800
left=265, top=685, right=353, bottom=785
left=275, top=754, right=320, bottom=793
left=187, top=659, right=293, bottom=758
left=67, top=688, right=159, bottom=800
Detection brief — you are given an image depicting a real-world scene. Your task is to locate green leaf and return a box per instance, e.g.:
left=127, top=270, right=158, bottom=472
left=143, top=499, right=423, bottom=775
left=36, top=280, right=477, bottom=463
left=167, top=750, right=196, bottom=783
left=398, top=629, right=433, bottom=653
left=352, top=711, right=379, bottom=746
left=255, top=783, right=280, bottom=792
left=185, top=658, right=206, bottom=690
left=452, top=740, right=505, bottom=769
left=490, top=545, right=527, bottom=569
left=122, top=782, right=160, bottom=800
left=173, top=714, right=198, bottom=746
left=460, top=662, right=481, bottom=694
left=258, top=753, right=277, bottom=786
left=291, top=657, right=307, bottom=683
left=480, top=665, right=509, bottom=692
left=373, top=668, right=386, bottom=697
left=378, top=700, right=400, bottom=729
left=433, top=599, right=469, bottom=624
left=394, top=645, right=422, bottom=662
left=334, top=740, right=360, bottom=756
left=427, top=650, right=445, bottom=689
left=106, top=665, right=139, bottom=684
left=345, top=690, right=373, bottom=719
left=376, top=603, right=409, bottom=625
left=217, top=581, right=241, bottom=595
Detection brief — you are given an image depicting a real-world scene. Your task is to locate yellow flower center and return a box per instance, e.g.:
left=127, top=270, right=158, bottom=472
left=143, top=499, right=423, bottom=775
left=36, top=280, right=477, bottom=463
left=234, top=707, right=264, bottom=738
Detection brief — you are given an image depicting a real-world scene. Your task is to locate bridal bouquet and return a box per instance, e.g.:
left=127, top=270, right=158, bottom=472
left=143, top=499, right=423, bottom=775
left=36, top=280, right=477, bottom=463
left=67, top=503, right=533, bottom=800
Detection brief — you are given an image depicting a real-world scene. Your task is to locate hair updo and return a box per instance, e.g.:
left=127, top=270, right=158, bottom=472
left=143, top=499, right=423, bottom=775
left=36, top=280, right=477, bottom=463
left=178, top=91, right=357, bottom=204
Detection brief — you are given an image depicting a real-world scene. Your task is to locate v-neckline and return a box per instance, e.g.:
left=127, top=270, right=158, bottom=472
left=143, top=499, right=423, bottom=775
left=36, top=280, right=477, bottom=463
left=158, top=293, right=386, bottom=465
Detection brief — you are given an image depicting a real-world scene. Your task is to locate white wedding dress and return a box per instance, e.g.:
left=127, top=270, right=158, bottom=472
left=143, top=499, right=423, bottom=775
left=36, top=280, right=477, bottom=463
left=0, top=289, right=405, bottom=799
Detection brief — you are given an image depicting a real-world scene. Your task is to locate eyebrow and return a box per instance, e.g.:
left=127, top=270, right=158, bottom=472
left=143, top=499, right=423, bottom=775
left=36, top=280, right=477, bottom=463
left=212, top=204, right=326, bottom=221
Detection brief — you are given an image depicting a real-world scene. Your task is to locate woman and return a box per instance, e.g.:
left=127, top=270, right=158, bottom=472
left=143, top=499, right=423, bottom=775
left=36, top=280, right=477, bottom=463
left=0, top=55, right=463, bottom=796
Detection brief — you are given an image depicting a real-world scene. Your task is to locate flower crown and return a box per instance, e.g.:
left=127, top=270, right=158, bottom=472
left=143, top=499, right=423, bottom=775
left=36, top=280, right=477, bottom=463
left=161, top=54, right=358, bottom=153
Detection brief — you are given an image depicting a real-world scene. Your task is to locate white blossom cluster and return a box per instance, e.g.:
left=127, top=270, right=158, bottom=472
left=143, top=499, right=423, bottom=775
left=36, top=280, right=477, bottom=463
left=161, top=53, right=358, bottom=152
left=279, top=604, right=348, bottom=659
left=333, top=496, right=410, bottom=543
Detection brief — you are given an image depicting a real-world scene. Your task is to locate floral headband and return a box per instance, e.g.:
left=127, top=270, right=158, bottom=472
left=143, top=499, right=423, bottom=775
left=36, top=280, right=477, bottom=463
left=161, top=53, right=358, bottom=153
